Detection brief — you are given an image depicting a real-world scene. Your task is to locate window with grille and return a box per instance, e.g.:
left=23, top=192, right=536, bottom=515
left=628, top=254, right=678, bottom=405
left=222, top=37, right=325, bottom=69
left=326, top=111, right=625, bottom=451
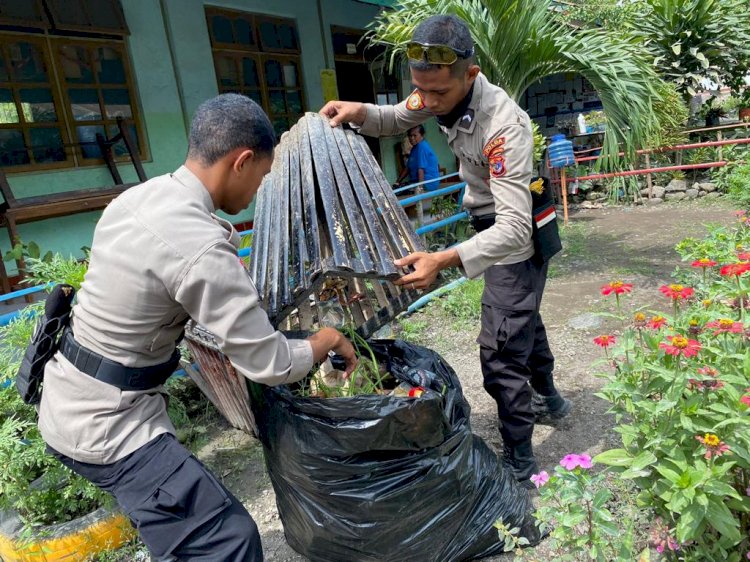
left=0, top=0, right=144, bottom=171
left=206, top=7, right=305, bottom=139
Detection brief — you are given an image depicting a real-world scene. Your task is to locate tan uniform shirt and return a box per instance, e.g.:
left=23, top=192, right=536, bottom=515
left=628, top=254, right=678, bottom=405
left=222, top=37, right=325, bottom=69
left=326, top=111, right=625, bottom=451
left=358, top=73, right=534, bottom=279
left=39, top=166, right=314, bottom=464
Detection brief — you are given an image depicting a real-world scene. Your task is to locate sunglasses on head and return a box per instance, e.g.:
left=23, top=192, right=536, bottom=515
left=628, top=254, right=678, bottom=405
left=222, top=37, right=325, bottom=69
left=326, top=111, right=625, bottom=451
left=406, top=42, right=474, bottom=65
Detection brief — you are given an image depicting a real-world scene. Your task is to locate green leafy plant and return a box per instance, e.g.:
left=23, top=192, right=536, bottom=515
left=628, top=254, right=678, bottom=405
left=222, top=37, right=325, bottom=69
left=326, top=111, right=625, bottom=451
left=590, top=220, right=750, bottom=560
left=3, top=240, right=53, bottom=266
left=722, top=163, right=750, bottom=207
left=632, top=0, right=750, bottom=100
left=439, top=278, right=483, bottom=326
left=532, top=455, right=647, bottom=561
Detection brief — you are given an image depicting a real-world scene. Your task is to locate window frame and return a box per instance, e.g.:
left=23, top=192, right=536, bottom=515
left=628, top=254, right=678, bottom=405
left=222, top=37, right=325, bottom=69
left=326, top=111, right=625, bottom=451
left=206, top=7, right=306, bottom=138
left=0, top=32, right=74, bottom=171
left=51, top=36, right=146, bottom=165
left=0, top=28, right=147, bottom=173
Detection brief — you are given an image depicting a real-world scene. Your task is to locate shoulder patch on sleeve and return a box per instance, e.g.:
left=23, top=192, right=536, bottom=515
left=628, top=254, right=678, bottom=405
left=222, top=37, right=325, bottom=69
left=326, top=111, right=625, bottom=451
left=482, top=135, right=506, bottom=158
left=406, top=90, right=425, bottom=111
left=484, top=135, right=507, bottom=178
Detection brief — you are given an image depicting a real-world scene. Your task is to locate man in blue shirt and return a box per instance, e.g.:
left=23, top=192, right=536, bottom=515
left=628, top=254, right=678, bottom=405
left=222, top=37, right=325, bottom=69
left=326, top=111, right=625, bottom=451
left=397, top=125, right=441, bottom=191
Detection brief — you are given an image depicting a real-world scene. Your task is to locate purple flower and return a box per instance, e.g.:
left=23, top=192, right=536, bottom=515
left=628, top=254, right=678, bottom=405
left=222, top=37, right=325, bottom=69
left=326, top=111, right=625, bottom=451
left=559, top=453, right=594, bottom=470
left=560, top=454, right=580, bottom=470
left=577, top=454, right=593, bottom=469
left=746, top=486, right=750, bottom=496
left=530, top=471, right=550, bottom=488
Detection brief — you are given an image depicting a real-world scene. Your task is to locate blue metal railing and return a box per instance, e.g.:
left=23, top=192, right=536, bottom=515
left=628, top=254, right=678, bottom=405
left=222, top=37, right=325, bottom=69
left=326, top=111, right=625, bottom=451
left=1, top=176, right=470, bottom=325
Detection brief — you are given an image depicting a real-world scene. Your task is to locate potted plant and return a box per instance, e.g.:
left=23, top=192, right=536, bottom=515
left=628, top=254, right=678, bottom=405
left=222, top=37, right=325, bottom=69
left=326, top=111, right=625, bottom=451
left=585, top=110, right=607, bottom=132
left=737, top=90, right=750, bottom=122
left=699, top=97, right=727, bottom=127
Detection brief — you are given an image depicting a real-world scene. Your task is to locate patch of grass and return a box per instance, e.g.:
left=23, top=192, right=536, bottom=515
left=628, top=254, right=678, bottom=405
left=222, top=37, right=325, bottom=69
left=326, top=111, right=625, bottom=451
left=87, top=538, right=147, bottom=562
left=440, top=279, right=484, bottom=326
left=397, top=316, right=429, bottom=343
left=558, top=222, right=590, bottom=260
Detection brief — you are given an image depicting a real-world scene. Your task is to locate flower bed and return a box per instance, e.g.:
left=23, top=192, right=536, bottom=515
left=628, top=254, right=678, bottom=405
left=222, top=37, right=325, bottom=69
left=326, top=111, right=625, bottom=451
left=532, top=209, right=750, bottom=560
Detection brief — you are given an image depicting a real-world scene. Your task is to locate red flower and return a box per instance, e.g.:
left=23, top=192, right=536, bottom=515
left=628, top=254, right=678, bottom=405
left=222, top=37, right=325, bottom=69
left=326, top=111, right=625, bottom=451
left=705, top=319, right=744, bottom=335
left=660, top=335, right=701, bottom=357
left=691, top=258, right=718, bottom=268
left=689, top=367, right=724, bottom=391
left=646, top=315, right=667, bottom=330
left=720, top=263, right=750, bottom=277
left=601, top=281, right=633, bottom=296
left=737, top=252, right=750, bottom=261
left=740, top=394, right=750, bottom=408
left=593, top=335, right=616, bottom=348
left=659, top=284, right=694, bottom=301
left=696, top=433, right=731, bottom=459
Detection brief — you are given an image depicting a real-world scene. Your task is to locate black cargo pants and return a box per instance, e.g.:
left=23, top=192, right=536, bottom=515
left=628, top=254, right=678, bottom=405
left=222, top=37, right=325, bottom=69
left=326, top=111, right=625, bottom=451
left=477, top=258, right=556, bottom=446
left=49, top=433, right=262, bottom=562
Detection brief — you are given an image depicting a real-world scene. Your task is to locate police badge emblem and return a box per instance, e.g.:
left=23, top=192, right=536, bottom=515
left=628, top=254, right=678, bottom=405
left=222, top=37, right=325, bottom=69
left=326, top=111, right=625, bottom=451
left=406, top=90, right=425, bottom=111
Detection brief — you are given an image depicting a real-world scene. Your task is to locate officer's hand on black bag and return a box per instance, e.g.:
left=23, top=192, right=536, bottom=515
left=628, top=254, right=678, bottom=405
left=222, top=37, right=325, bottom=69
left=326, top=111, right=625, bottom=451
left=308, top=327, right=358, bottom=377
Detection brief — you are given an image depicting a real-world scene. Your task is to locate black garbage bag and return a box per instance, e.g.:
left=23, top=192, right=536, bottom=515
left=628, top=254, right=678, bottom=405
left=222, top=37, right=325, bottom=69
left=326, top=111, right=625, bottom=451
left=252, top=340, right=533, bottom=562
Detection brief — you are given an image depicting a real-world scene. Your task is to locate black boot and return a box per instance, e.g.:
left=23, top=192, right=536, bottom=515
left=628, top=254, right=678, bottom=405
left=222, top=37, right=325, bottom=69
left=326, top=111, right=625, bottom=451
left=531, top=391, right=572, bottom=422
left=502, top=439, right=539, bottom=489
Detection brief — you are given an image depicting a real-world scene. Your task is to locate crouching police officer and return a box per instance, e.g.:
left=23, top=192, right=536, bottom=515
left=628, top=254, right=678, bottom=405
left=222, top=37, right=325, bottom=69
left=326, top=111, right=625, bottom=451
left=37, top=94, right=357, bottom=561
left=321, top=15, right=570, bottom=489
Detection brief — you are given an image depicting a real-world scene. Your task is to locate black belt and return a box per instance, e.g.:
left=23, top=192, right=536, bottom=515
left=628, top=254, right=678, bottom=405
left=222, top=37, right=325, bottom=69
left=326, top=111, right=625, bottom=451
left=59, top=329, right=180, bottom=391
left=471, top=213, right=497, bottom=233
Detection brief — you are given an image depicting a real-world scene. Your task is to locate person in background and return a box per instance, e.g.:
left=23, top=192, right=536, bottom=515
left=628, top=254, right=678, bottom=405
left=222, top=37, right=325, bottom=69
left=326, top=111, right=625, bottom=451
left=395, top=124, right=441, bottom=191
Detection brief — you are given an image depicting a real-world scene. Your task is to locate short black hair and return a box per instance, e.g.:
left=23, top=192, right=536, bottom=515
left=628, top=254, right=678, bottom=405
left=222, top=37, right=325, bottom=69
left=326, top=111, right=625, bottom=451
left=409, top=14, right=475, bottom=77
left=187, top=93, right=275, bottom=166
left=409, top=125, right=426, bottom=136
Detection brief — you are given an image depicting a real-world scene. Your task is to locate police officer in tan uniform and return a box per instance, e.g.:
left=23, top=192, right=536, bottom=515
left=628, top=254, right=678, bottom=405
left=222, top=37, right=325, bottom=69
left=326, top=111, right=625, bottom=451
left=321, top=14, right=570, bottom=488
left=38, top=94, right=357, bottom=561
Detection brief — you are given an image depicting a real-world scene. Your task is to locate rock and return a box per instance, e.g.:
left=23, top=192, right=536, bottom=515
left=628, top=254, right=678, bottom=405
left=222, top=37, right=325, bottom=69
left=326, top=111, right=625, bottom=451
left=580, top=201, right=604, bottom=209
left=641, top=185, right=666, bottom=199
left=698, top=191, right=707, bottom=197
left=706, top=192, right=722, bottom=198
left=665, top=179, right=687, bottom=192
left=665, top=192, right=686, bottom=201
left=685, top=189, right=699, bottom=199
left=568, top=313, right=604, bottom=331
left=586, top=191, right=606, bottom=201
left=700, top=182, right=717, bottom=192
left=647, top=197, right=664, bottom=205
left=693, top=182, right=701, bottom=190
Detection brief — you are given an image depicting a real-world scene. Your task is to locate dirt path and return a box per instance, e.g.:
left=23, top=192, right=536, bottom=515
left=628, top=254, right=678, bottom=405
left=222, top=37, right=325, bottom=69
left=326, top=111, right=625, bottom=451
left=155, top=199, right=739, bottom=561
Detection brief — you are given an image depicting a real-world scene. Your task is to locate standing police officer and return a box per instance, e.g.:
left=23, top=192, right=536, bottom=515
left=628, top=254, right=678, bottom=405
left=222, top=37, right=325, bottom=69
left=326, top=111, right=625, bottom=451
left=321, top=14, right=570, bottom=489
left=38, top=94, right=357, bottom=561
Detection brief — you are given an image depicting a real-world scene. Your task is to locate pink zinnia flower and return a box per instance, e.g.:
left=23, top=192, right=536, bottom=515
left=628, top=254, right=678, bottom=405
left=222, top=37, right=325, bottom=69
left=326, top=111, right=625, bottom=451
left=741, top=395, right=750, bottom=408
left=646, top=315, right=667, bottom=330
left=659, top=284, right=694, bottom=301
left=601, top=281, right=633, bottom=296
left=696, top=433, right=731, bottom=459
left=530, top=471, right=550, bottom=488
left=720, top=263, right=750, bottom=277
left=691, top=258, right=718, bottom=268
left=706, top=319, right=744, bottom=335
left=593, top=335, right=616, bottom=348
left=737, top=252, right=750, bottom=261
left=660, top=335, right=701, bottom=357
